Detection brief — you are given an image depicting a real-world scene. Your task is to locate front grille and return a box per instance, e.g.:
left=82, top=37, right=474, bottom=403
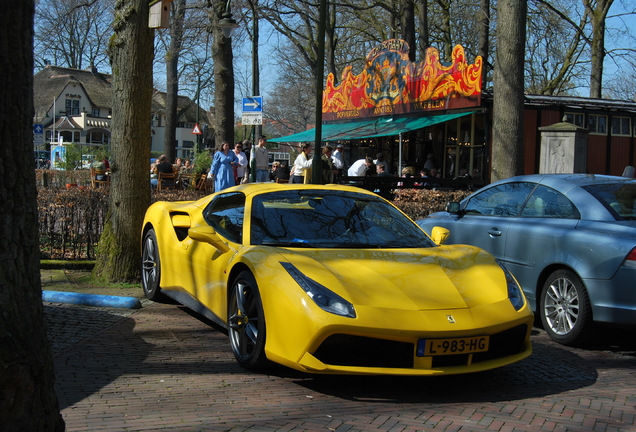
left=313, top=324, right=528, bottom=370
left=432, top=324, right=529, bottom=368
left=313, top=335, right=414, bottom=368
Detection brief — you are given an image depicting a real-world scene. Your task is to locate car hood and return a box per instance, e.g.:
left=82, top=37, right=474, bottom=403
left=278, top=245, right=507, bottom=311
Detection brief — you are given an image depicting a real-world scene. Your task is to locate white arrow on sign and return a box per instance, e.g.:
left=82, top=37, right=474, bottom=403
left=245, top=100, right=260, bottom=109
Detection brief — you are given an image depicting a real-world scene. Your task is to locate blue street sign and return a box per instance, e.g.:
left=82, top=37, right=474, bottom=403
left=34, top=124, right=44, bottom=134
left=242, top=96, right=263, bottom=113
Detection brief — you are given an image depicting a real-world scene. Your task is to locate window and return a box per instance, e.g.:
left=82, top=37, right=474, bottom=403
left=182, top=140, right=194, bottom=148
left=588, top=114, right=607, bottom=134
left=521, top=185, right=579, bottom=218
left=611, top=117, right=631, bottom=136
left=583, top=183, right=636, bottom=221
left=65, top=99, right=80, bottom=115
left=88, top=132, right=110, bottom=145
left=91, top=108, right=100, bottom=117
left=564, top=112, right=584, bottom=127
left=249, top=190, right=434, bottom=248
left=463, top=182, right=536, bottom=216
left=203, top=192, right=246, bottom=243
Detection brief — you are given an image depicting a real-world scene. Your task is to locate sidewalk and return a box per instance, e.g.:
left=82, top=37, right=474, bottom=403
left=47, top=300, right=636, bottom=431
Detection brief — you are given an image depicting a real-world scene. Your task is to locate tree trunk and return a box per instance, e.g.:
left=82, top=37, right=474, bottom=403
left=0, top=2, right=65, bottom=430
left=164, top=0, right=186, bottom=161
left=437, top=0, right=453, bottom=61
left=417, top=0, right=429, bottom=60
left=325, top=1, right=337, bottom=78
left=94, top=0, right=153, bottom=283
left=210, top=0, right=236, bottom=147
left=400, top=0, right=416, bottom=61
left=478, top=0, right=490, bottom=90
left=585, top=0, right=613, bottom=98
left=492, top=0, right=527, bottom=181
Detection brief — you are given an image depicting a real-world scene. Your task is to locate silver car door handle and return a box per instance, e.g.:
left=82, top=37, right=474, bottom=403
left=488, top=228, right=502, bottom=237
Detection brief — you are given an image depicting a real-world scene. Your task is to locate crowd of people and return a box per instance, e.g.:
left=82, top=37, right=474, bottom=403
left=150, top=138, right=460, bottom=193
left=150, top=155, right=195, bottom=189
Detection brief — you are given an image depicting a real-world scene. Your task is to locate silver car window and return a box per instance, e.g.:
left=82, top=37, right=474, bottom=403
left=521, top=185, right=579, bottom=218
left=463, top=182, right=535, bottom=216
left=583, top=183, right=636, bottom=220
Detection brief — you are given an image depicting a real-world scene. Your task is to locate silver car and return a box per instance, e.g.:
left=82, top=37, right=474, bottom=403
left=417, top=174, right=636, bottom=346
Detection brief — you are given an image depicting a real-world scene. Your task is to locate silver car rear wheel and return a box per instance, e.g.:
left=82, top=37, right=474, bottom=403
left=540, top=269, right=593, bottom=346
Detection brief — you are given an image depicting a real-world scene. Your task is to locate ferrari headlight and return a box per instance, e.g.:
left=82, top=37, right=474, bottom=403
left=280, top=262, right=356, bottom=318
left=498, top=261, right=525, bottom=311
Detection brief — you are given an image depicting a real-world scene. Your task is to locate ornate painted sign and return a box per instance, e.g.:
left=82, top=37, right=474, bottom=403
left=322, top=40, right=482, bottom=121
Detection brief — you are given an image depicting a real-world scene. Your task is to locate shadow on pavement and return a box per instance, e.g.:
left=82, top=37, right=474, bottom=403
left=284, top=339, right=598, bottom=404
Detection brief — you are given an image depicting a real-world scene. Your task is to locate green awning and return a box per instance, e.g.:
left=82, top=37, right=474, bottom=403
left=268, top=111, right=477, bottom=143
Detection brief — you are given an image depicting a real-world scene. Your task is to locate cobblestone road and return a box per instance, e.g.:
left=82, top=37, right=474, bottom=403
left=46, top=301, right=636, bottom=432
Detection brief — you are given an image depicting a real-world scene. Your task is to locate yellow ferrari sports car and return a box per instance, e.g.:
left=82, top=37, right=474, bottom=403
left=141, top=183, right=533, bottom=375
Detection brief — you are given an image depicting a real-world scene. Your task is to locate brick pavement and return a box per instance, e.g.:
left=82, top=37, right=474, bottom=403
left=47, top=301, right=636, bottom=432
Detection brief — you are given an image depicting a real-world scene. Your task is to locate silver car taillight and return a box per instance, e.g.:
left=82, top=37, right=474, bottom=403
left=623, top=247, right=636, bottom=268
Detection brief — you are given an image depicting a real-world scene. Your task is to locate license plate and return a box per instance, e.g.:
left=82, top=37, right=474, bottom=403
left=417, top=336, right=489, bottom=356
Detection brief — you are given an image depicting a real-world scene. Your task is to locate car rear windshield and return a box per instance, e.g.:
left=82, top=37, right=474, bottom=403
left=582, top=183, right=636, bottom=220
left=250, top=190, right=434, bottom=248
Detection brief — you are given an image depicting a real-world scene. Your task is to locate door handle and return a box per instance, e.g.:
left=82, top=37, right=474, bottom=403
left=488, top=228, right=502, bottom=237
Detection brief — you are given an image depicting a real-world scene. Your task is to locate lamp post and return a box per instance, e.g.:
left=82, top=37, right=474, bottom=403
left=218, top=0, right=239, bottom=38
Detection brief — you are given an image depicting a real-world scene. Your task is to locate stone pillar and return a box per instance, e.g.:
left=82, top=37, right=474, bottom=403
left=538, top=118, right=588, bottom=174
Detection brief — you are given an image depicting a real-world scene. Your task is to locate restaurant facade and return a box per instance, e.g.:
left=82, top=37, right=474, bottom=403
left=270, top=39, right=636, bottom=183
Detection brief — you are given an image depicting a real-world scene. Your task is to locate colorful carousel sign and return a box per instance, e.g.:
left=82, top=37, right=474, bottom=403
left=322, top=39, right=483, bottom=122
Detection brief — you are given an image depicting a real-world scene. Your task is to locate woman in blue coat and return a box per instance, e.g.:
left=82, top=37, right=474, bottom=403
left=210, top=142, right=239, bottom=192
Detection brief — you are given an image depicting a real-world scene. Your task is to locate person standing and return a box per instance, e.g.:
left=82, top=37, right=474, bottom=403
left=232, top=142, right=248, bottom=185
left=332, top=143, right=345, bottom=170
left=321, top=145, right=339, bottom=184
left=251, top=135, right=269, bottom=182
left=291, top=143, right=313, bottom=183
left=241, top=139, right=251, bottom=183
left=209, top=141, right=239, bottom=192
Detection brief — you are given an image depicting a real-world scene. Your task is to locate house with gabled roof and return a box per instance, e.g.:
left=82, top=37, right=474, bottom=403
left=33, top=65, right=211, bottom=160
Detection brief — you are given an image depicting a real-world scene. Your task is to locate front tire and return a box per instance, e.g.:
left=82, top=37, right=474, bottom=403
left=228, top=271, right=268, bottom=370
left=141, top=228, right=165, bottom=301
left=540, top=269, right=594, bottom=346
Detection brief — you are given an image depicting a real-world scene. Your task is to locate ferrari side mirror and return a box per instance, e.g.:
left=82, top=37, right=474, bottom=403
left=431, top=226, right=450, bottom=245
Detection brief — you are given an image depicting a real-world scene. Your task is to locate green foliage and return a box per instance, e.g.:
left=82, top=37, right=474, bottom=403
left=62, top=143, right=83, bottom=171
left=192, top=148, right=213, bottom=175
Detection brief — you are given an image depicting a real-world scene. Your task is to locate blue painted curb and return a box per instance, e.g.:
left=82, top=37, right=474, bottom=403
left=42, top=290, right=142, bottom=309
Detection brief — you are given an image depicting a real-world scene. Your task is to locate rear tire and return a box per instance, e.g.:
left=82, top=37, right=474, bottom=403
left=141, top=229, right=165, bottom=301
left=227, top=271, right=269, bottom=370
left=540, top=269, right=594, bottom=346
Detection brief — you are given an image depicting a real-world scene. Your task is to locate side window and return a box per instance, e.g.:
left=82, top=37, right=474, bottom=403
left=202, top=192, right=245, bottom=243
left=521, top=185, right=578, bottom=218
left=463, top=182, right=535, bottom=216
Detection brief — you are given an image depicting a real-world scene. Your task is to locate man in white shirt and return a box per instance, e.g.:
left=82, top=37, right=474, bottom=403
left=347, top=156, right=373, bottom=177
left=332, top=144, right=345, bottom=168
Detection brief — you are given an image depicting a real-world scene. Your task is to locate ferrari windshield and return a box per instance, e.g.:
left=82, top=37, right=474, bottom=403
left=250, top=190, right=435, bottom=248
